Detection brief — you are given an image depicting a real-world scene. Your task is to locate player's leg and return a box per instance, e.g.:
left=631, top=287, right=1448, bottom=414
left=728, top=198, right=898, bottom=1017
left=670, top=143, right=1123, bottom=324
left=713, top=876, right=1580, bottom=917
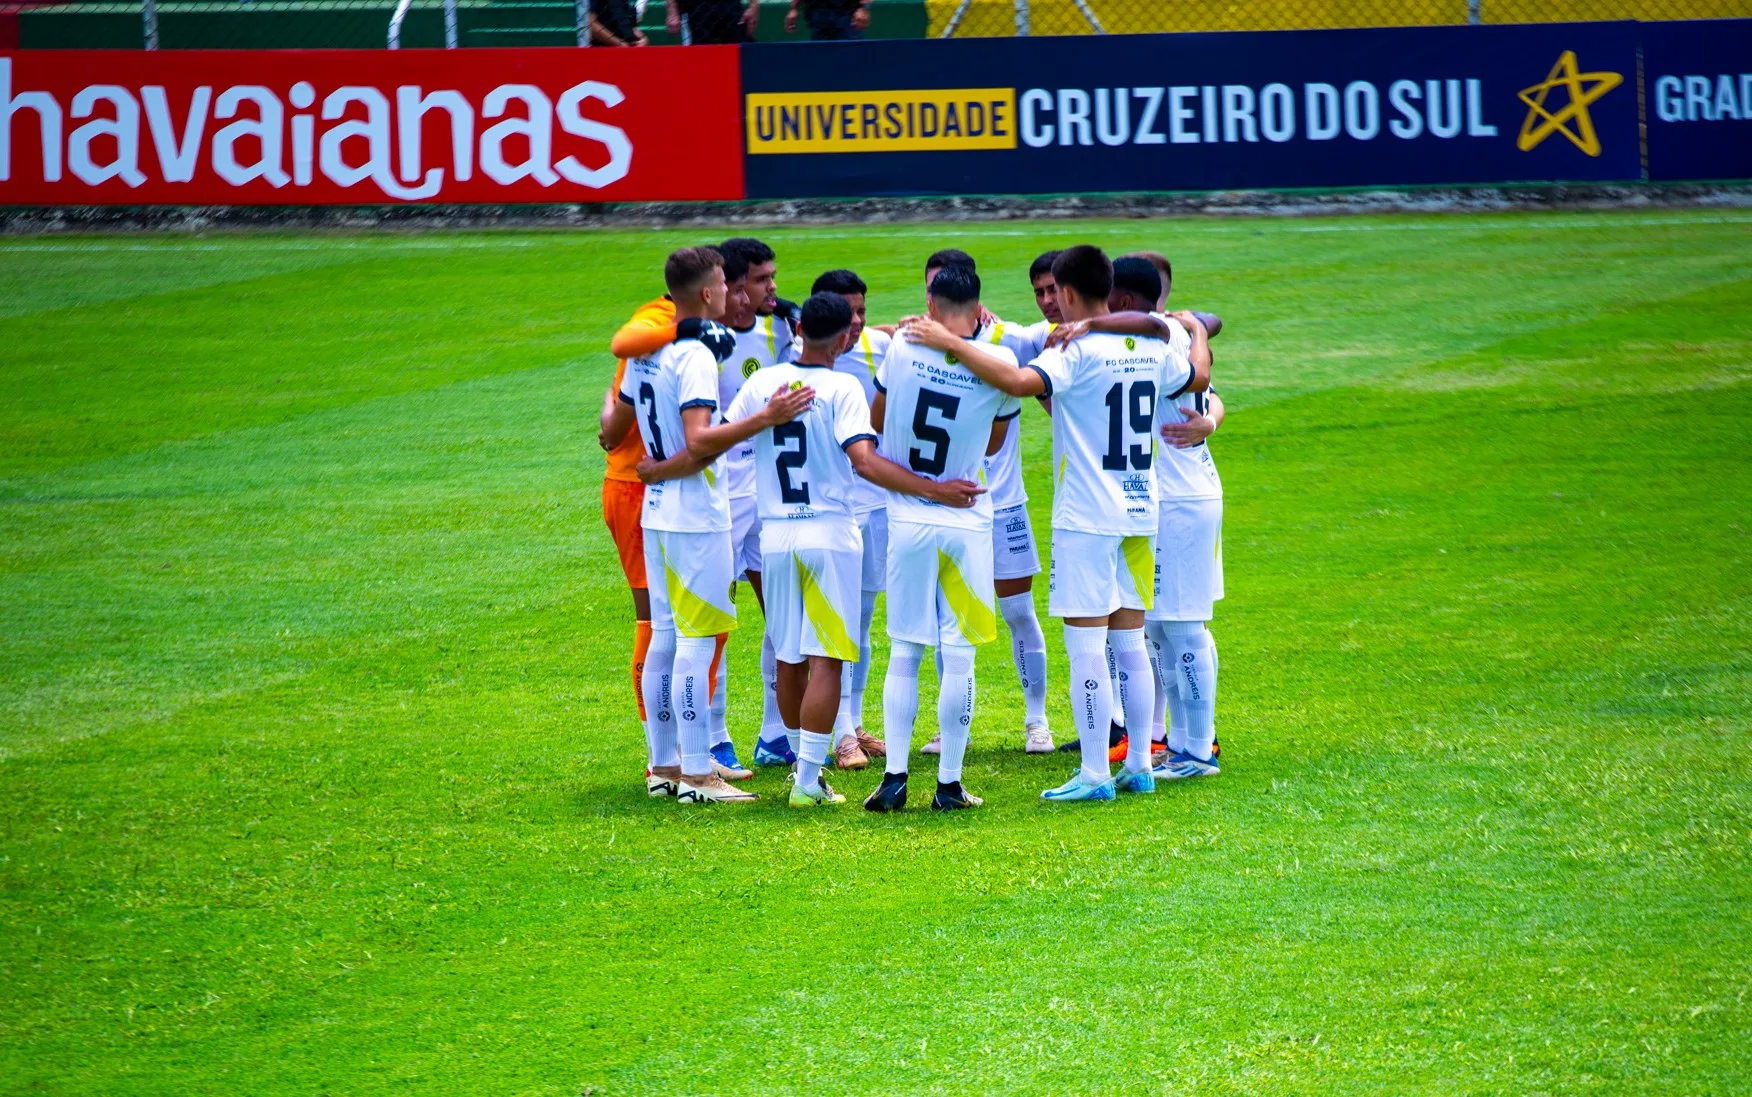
left=709, top=503, right=760, bottom=778
left=668, top=532, right=756, bottom=804
left=639, top=529, right=680, bottom=797
left=865, top=520, right=935, bottom=811
left=930, top=525, right=995, bottom=810
left=849, top=508, right=888, bottom=757
left=783, top=545, right=861, bottom=805
left=1157, top=498, right=1223, bottom=778
left=994, top=502, right=1051, bottom=753
left=746, top=562, right=793, bottom=767
left=1111, top=534, right=1160, bottom=791
left=604, top=479, right=656, bottom=753
left=1042, top=532, right=1119, bottom=802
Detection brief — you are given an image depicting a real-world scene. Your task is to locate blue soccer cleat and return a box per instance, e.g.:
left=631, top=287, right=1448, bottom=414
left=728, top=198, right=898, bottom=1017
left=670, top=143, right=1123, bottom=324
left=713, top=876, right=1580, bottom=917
left=1153, top=750, right=1220, bottom=780
left=1114, top=766, right=1156, bottom=795
left=1041, top=770, right=1117, bottom=803
left=753, top=735, right=796, bottom=767
left=710, top=741, right=754, bottom=781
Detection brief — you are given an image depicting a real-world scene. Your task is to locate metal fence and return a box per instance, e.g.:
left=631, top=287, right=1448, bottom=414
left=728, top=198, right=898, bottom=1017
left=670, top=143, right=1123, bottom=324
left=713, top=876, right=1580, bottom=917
left=7, top=0, right=1747, bottom=51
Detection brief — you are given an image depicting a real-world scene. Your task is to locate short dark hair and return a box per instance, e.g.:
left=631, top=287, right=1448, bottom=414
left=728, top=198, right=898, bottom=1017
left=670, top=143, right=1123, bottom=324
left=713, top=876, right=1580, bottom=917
left=811, top=268, right=867, bottom=297
left=1123, top=250, right=1172, bottom=297
left=1051, top=245, right=1113, bottom=303
left=1029, top=250, right=1062, bottom=282
left=719, top=237, right=775, bottom=267
left=665, top=246, right=723, bottom=296
left=1111, top=257, right=1163, bottom=308
left=927, top=264, right=981, bottom=306
left=925, top=248, right=976, bottom=274
left=800, top=291, right=854, bottom=341
left=718, top=247, right=749, bottom=285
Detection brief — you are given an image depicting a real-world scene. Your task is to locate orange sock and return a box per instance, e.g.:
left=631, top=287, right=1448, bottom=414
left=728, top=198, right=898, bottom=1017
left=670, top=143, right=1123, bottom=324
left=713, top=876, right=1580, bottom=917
left=632, top=619, right=652, bottom=721
left=707, top=633, right=728, bottom=702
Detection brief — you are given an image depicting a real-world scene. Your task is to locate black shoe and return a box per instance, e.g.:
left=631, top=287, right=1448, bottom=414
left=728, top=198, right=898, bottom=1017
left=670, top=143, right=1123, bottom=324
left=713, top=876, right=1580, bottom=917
left=932, top=780, right=983, bottom=811
left=1211, top=737, right=1221, bottom=761
left=1057, top=737, right=1081, bottom=753
left=1109, top=721, right=1126, bottom=747
left=863, top=771, right=908, bottom=812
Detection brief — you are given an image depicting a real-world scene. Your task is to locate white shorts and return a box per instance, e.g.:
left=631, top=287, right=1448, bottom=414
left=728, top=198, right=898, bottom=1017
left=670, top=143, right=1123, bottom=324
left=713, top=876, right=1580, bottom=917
left=884, top=520, right=998, bottom=648
left=762, top=545, right=863, bottom=664
left=730, top=492, right=762, bottom=579
left=644, top=527, right=739, bottom=638
left=857, top=508, right=888, bottom=594
left=1048, top=530, right=1155, bottom=619
left=991, top=502, right=1041, bottom=581
left=1149, top=496, right=1224, bottom=622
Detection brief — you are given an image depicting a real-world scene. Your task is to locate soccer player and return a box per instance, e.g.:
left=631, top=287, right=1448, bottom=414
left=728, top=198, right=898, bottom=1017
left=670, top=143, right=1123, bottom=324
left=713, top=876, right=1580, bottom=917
left=864, top=264, right=1016, bottom=812
left=600, top=247, right=809, bottom=804
left=646, top=291, right=982, bottom=805
left=905, top=245, right=1208, bottom=802
left=808, top=268, right=892, bottom=770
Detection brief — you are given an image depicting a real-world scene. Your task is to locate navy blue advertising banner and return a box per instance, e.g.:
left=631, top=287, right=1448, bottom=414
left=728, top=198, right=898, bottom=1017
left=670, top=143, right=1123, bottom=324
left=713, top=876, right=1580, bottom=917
left=1643, top=19, right=1752, bottom=181
left=739, top=22, right=1642, bottom=199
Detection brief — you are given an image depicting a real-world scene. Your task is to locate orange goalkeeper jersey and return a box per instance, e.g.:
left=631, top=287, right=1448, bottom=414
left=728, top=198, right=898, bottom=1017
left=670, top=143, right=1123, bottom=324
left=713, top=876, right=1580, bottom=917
left=604, top=295, right=678, bottom=483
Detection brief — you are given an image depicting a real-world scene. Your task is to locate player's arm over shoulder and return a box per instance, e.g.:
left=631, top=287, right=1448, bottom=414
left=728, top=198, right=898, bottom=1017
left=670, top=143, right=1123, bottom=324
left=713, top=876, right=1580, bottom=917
left=609, top=298, right=678, bottom=360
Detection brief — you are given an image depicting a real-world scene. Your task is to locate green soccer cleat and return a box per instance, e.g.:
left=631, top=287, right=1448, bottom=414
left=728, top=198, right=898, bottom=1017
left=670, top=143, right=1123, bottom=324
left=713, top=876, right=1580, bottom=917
left=788, top=774, right=846, bottom=807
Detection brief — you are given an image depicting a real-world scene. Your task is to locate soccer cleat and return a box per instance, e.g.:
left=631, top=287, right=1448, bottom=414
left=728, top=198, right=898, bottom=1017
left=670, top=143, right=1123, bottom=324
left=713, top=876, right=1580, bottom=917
left=864, top=771, right=909, bottom=812
left=834, top=735, right=870, bottom=770
left=854, top=728, right=888, bottom=758
left=1108, top=734, right=1130, bottom=764
left=646, top=767, right=680, bottom=798
left=788, top=773, right=846, bottom=807
left=920, top=734, right=942, bottom=755
left=932, top=781, right=983, bottom=811
left=1059, top=721, right=1126, bottom=755
left=1041, top=770, right=1117, bottom=803
left=676, top=774, right=760, bottom=804
left=1114, top=766, right=1157, bottom=794
left=710, top=741, right=754, bottom=781
left=1156, top=750, right=1226, bottom=778
left=753, top=735, right=796, bottom=767
left=1024, top=723, right=1055, bottom=754
left=1211, top=738, right=1222, bottom=762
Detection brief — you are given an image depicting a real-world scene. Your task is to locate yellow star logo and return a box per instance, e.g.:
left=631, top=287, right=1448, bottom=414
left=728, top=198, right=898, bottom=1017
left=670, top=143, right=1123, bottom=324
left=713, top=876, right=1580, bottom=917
left=1516, top=50, right=1623, bottom=157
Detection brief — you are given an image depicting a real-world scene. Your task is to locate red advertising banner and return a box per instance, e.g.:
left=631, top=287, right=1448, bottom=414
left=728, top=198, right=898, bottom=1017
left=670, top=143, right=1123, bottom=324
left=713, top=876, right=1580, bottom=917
left=0, top=48, right=745, bottom=205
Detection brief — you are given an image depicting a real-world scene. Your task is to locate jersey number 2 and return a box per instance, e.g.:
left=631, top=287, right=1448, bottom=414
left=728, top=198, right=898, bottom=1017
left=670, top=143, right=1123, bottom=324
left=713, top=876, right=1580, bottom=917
left=1102, top=381, right=1155, bottom=471
left=773, top=422, right=810, bottom=504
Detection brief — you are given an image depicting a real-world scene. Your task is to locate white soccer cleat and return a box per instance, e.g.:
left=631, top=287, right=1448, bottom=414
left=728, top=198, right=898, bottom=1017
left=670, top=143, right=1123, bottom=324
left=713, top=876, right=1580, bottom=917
left=676, top=774, right=760, bottom=804
left=1024, top=723, right=1055, bottom=754
left=646, top=768, right=679, bottom=798
left=920, top=734, right=942, bottom=755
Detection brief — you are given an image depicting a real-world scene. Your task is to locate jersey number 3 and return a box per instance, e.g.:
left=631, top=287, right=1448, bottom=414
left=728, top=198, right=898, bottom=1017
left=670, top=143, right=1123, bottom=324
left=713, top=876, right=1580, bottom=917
left=638, top=381, right=666, bottom=461
left=773, top=422, right=810, bottom=504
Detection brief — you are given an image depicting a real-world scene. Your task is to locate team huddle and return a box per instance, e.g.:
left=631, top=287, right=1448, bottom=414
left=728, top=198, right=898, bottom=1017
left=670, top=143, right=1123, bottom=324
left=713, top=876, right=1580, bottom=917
left=598, top=238, right=1225, bottom=810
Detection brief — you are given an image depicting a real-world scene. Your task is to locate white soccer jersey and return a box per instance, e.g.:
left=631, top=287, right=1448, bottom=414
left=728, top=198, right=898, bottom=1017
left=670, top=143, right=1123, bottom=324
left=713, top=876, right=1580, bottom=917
left=1027, top=330, right=1190, bottom=536
left=720, top=314, right=796, bottom=501
left=725, top=362, right=876, bottom=552
left=829, top=327, right=891, bottom=516
left=618, top=340, right=731, bottom=534
left=985, top=317, right=1052, bottom=511
left=1147, top=312, right=1220, bottom=501
left=875, top=326, right=1020, bottom=531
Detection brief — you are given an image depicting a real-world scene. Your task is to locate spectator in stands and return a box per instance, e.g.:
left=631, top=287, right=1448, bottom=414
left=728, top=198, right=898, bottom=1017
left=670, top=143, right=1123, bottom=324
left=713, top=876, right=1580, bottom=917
left=589, top=0, right=648, bottom=45
left=666, top=0, right=760, bottom=42
left=785, top=0, right=870, bottom=39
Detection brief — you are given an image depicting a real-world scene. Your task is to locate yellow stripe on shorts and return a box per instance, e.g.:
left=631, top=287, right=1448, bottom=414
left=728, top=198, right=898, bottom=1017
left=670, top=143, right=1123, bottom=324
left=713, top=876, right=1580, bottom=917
left=1122, top=535, right=1155, bottom=613
left=795, top=553, right=859, bottom=661
left=938, top=548, right=997, bottom=645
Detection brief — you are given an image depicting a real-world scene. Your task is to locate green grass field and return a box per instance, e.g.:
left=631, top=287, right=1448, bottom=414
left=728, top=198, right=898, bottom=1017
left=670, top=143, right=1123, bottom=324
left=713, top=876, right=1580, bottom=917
left=2, top=211, right=1749, bottom=1095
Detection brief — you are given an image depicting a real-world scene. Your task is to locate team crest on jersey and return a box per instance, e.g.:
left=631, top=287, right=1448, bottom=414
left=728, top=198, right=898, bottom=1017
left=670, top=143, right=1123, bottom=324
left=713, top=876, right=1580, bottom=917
left=788, top=380, right=804, bottom=392
left=1124, top=337, right=1137, bottom=350
left=944, top=352, right=960, bottom=365
left=741, top=357, right=760, bottom=378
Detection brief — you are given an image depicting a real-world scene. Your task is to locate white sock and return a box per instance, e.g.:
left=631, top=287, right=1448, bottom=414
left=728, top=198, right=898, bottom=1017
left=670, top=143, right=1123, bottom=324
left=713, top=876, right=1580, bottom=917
left=849, top=590, right=877, bottom=727
left=936, top=642, right=976, bottom=784
left=708, top=643, right=730, bottom=747
left=833, top=662, right=856, bottom=746
left=999, top=592, right=1048, bottom=727
left=1145, top=619, right=1171, bottom=745
left=1106, top=639, right=1124, bottom=731
left=796, top=729, right=832, bottom=794
left=1065, top=625, right=1112, bottom=783
left=674, top=635, right=716, bottom=775
left=1164, top=621, right=1216, bottom=761
left=642, top=626, right=677, bottom=769
left=1109, top=628, right=1154, bottom=773
left=759, top=633, right=785, bottom=744
left=883, top=639, right=927, bottom=775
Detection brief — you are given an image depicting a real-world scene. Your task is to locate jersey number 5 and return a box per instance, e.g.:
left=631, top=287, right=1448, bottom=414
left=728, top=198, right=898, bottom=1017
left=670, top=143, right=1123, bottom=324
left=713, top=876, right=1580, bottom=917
left=773, top=422, right=810, bottom=504
left=908, top=389, right=961, bottom=476
left=1102, top=380, right=1155, bottom=471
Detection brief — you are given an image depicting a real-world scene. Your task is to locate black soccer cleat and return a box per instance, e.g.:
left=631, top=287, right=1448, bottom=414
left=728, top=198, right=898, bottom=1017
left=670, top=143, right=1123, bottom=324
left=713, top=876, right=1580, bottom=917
left=932, top=781, right=984, bottom=811
left=863, top=771, right=908, bottom=812
left=1057, top=721, right=1128, bottom=754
